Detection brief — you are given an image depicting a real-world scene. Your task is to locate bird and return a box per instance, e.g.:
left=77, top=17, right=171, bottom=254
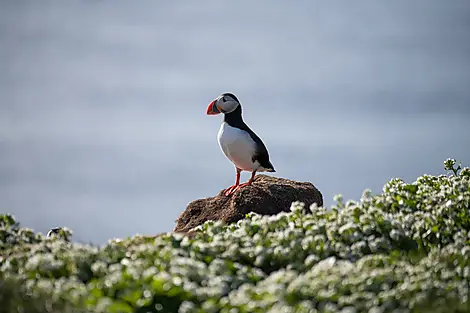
left=206, top=92, right=275, bottom=196
left=47, top=227, right=62, bottom=237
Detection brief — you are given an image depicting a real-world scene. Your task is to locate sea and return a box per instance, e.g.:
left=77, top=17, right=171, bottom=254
left=1, top=1, right=469, bottom=243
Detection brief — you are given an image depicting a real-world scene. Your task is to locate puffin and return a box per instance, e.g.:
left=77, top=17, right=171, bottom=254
left=206, top=93, right=275, bottom=196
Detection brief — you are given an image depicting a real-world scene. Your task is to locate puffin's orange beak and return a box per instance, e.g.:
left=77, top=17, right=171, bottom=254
left=206, top=100, right=220, bottom=115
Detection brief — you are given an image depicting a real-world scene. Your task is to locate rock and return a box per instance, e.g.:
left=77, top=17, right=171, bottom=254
left=173, top=175, right=323, bottom=233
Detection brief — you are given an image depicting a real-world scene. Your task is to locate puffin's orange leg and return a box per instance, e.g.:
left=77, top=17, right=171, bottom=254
left=233, top=171, right=256, bottom=192
left=224, top=168, right=241, bottom=196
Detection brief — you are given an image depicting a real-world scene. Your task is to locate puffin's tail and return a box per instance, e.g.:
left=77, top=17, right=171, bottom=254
left=265, top=161, right=276, bottom=172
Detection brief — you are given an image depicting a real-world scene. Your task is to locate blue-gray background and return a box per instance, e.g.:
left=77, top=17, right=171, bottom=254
left=1, top=1, right=469, bottom=243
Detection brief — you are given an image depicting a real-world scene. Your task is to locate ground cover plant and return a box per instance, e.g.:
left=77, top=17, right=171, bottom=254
left=1, top=159, right=469, bottom=313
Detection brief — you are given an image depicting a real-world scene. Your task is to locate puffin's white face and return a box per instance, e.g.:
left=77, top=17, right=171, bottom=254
left=206, top=93, right=240, bottom=115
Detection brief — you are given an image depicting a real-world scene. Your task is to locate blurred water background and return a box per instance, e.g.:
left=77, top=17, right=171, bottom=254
left=1, top=1, right=469, bottom=243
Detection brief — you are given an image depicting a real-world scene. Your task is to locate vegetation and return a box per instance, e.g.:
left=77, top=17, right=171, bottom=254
left=1, top=159, right=469, bottom=313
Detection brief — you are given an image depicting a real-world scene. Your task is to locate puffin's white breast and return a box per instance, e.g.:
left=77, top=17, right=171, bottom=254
left=217, top=122, right=259, bottom=171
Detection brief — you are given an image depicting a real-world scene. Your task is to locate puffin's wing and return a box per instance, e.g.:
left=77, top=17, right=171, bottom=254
left=245, top=127, right=275, bottom=171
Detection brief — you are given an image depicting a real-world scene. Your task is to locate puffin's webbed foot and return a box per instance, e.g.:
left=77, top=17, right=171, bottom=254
left=232, top=181, right=252, bottom=193
left=224, top=184, right=239, bottom=196
left=224, top=171, right=257, bottom=195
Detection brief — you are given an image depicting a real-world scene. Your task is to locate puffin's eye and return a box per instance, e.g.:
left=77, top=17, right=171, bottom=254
left=222, top=97, right=227, bottom=103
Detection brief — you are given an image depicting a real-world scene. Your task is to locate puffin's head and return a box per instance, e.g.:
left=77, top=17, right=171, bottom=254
left=206, top=93, right=240, bottom=115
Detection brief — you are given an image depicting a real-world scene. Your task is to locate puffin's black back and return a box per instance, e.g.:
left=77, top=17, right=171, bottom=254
left=224, top=105, right=275, bottom=171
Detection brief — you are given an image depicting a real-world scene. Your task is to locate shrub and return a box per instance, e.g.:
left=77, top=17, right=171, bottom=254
left=1, top=159, right=469, bottom=313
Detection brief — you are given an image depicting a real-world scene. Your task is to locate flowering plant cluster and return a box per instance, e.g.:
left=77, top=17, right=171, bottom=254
left=1, top=159, right=469, bottom=313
